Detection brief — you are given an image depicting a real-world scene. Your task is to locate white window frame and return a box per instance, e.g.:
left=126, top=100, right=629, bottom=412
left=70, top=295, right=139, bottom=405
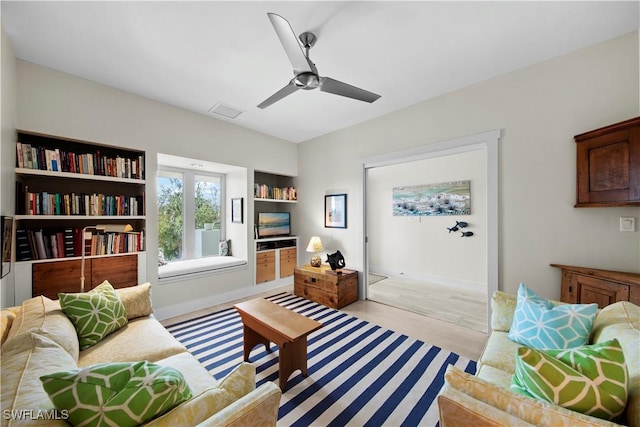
left=157, top=166, right=226, bottom=262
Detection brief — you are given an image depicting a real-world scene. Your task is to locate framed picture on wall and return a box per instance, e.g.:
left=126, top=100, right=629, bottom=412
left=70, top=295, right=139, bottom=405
left=325, top=194, right=347, bottom=228
left=1, top=216, right=12, bottom=278
left=231, top=197, right=243, bottom=224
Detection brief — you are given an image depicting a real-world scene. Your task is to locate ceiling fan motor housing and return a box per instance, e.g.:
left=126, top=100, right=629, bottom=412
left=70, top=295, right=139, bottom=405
left=293, top=72, right=320, bottom=89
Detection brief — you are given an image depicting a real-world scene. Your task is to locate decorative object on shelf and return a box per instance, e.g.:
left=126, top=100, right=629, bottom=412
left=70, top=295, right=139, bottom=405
left=1, top=216, right=13, bottom=278
left=447, top=221, right=469, bottom=233
left=219, top=239, right=231, bottom=256
left=81, top=224, right=133, bottom=292
left=306, top=236, right=324, bottom=267
left=326, top=250, right=346, bottom=271
left=460, top=231, right=474, bottom=237
left=231, top=197, right=243, bottom=224
left=393, top=180, right=470, bottom=216
left=325, top=194, right=347, bottom=228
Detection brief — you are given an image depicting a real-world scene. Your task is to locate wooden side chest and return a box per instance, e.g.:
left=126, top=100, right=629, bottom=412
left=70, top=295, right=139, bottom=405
left=294, top=265, right=358, bottom=309
left=551, top=263, right=640, bottom=308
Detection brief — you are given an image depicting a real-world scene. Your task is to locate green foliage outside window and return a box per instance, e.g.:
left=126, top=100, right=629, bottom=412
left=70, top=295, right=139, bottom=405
left=158, top=177, right=221, bottom=261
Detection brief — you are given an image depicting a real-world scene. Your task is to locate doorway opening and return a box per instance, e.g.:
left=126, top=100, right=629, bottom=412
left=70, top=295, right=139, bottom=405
left=361, top=130, right=500, bottom=333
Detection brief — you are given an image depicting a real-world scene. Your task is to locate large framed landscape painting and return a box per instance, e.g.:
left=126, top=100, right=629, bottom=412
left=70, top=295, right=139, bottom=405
left=393, top=180, right=470, bottom=216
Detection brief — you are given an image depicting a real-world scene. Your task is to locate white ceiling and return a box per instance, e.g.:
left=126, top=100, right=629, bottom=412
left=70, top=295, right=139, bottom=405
left=2, top=1, right=638, bottom=143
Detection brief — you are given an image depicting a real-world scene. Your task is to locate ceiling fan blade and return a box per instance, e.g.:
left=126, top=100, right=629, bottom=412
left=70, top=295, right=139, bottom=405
left=257, top=81, right=299, bottom=109
left=319, top=77, right=381, bottom=103
left=267, top=13, right=314, bottom=74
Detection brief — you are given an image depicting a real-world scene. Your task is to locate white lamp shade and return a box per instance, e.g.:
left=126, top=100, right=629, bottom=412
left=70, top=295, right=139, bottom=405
left=306, top=236, right=324, bottom=253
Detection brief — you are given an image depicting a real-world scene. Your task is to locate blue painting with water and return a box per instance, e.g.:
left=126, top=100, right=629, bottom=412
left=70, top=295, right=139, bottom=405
left=393, top=180, right=470, bottom=216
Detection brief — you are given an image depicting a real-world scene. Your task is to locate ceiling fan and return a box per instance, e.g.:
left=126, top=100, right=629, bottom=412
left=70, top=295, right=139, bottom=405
left=257, top=13, right=381, bottom=109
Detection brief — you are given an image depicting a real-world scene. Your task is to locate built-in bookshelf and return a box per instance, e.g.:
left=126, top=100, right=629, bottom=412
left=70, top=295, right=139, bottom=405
left=14, top=130, right=147, bottom=300
left=254, top=171, right=297, bottom=202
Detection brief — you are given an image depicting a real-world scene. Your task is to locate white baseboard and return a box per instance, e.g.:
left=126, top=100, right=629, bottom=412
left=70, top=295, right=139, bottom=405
left=154, top=281, right=292, bottom=321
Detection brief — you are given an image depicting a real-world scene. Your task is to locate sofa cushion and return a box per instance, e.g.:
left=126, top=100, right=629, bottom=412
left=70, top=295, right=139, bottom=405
left=78, top=316, right=186, bottom=367
left=591, top=301, right=640, bottom=427
left=4, top=296, right=79, bottom=361
left=41, top=361, right=192, bottom=427
left=508, top=283, right=597, bottom=350
left=512, top=339, right=628, bottom=421
left=153, top=352, right=218, bottom=395
left=477, top=331, right=521, bottom=374
left=1, top=309, right=16, bottom=345
left=443, top=365, right=619, bottom=426
left=1, top=333, right=76, bottom=427
left=59, top=281, right=128, bottom=350
left=115, top=283, right=153, bottom=319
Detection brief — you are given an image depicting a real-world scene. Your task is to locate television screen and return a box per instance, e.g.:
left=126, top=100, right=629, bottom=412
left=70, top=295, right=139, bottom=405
left=258, top=212, right=290, bottom=238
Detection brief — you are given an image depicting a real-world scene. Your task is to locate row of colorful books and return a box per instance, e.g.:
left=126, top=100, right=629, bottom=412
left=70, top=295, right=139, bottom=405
left=15, top=228, right=144, bottom=261
left=254, top=183, right=297, bottom=201
left=16, top=185, right=144, bottom=217
left=16, top=142, right=144, bottom=180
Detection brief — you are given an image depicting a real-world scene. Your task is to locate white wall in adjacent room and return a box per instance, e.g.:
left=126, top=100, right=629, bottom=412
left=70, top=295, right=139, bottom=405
left=367, top=149, right=487, bottom=289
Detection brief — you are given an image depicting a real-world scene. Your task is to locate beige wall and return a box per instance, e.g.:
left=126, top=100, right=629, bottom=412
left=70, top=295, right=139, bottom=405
left=14, top=61, right=298, bottom=317
left=297, top=31, right=640, bottom=301
left=1, top=27, right=17, bottom=307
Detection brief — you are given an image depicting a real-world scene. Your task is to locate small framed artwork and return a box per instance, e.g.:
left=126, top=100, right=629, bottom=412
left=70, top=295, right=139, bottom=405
left=325, top=194, right=347, bottom=228
left=231, top=197, right=243, bottom=224
left=1, top=216, right=12, bottom=278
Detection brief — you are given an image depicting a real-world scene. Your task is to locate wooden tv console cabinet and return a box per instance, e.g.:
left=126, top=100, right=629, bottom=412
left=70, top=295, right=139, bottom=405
left=551, top=264, right=640, bottom=308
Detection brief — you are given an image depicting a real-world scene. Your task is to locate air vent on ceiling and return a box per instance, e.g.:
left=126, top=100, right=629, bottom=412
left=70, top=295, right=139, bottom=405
left=208, top=103, right=244, bottom=119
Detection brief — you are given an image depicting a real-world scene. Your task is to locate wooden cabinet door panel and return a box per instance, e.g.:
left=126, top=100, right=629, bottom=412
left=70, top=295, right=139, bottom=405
left=256, top=251, right=276, bottom=284
left=574, top=275, right=629, bottom=309
left=33, top=259, right=83, bottom=299
left=91, top=255, right=137, bottom=289
left=575, top=117, right=640, bottom=206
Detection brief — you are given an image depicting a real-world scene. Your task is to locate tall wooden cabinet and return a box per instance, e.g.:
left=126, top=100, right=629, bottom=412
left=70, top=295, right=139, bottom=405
left=574, top=117, right=640, bottom=207
left=14, top=130, right=146, bottom=302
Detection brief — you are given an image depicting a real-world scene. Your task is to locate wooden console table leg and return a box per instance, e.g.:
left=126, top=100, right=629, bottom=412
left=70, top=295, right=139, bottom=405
left=242, top=325, right=271, bottom=361
left=278, top=337, right=309, bottom=391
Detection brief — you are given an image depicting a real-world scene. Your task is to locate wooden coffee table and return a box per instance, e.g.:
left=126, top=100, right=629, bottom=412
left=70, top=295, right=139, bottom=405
left=234, top=298, right=323, bottom=391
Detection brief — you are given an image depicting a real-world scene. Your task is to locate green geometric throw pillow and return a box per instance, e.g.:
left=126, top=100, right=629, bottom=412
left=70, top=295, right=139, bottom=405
left=511, top=339, right=628, bottom=421
left=59, top=281, right=128, bottom=350
left=40, top=361, right=193, bottom=427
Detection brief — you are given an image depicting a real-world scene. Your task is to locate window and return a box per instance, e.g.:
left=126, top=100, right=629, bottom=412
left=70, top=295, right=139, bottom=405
left=158, top=168, right=224, bottom=263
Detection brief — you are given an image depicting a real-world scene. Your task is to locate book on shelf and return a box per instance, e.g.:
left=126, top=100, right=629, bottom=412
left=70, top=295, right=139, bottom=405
left=16, top=141, right=145, bottom=179
left=15, top=229, right=32, bottom=261
left=254, top=183, right=297, bottom=201
left=15, top=227, right=145, bottom=261
left=15, top=181, right=144, bottom=216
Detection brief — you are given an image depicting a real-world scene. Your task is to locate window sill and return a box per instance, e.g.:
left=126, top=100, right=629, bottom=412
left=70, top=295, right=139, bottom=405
left=158, top=256, right=247, bottom=284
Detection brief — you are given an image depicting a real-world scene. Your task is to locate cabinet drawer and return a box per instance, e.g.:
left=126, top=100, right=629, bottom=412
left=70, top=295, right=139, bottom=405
left=280, top=256, right=296, bottom=278
left=256, top=259, right=276, bottom=284
left=280, top=247, right=297, bottom=260
left=295, top=282, right=339, bottom=308
left=256, top=250, right=276, bottom=262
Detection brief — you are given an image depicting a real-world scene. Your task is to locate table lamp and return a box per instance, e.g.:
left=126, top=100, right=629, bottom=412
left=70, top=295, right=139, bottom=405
left=306, top=236, right=324, bottom=267
left=81, top=223, right=133, bottom=292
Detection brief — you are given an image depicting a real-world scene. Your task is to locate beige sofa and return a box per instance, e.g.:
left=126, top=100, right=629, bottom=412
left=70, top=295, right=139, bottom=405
left=0, top=283, right=281, bottom=426
left=438, top=291, right=639, bottom=427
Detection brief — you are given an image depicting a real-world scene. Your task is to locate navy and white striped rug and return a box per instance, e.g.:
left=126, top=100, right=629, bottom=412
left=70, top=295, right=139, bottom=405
left=165, top=292, right=477, bottom=426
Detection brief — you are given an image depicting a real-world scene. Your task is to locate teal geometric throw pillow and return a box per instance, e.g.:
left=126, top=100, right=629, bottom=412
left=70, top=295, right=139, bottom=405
left=511, top=339, right=628, bottom=420
left=508, top=283, right=597, bottom=350
left=40, top=361, right=193, bottom=427
left=59, top=281, right=128, bottom=350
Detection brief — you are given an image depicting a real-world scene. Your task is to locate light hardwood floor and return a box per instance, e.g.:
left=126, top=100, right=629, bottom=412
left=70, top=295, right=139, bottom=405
left=161, top=285, right=487, bottom=361
left=367, top=275, right=488, bottom=334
